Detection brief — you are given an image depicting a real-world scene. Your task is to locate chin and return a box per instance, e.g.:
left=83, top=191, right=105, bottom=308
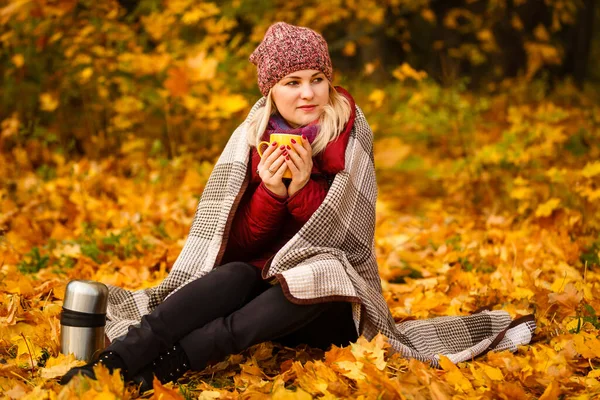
left=295, top=114, right=320, bottom=126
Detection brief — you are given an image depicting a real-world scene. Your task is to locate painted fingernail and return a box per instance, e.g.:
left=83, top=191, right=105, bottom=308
left=291, top=139, right=296, bottom=144
left=286, top=145, right=291, bottom=150
left=280, top=145, right=285, bottom=150
left=302, top=135, right=306, bottom=139
left=283, top=150, right=288, bottom=156
left=272, top=142, right=277, bottom=146
left=286, top=155, right=290, bottom=160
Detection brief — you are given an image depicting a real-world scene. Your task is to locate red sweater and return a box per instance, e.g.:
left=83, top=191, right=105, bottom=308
left=220, top=87, right=356, bottom=269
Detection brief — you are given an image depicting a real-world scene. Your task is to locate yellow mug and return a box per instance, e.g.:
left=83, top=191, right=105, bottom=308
left=257, top=133, right=303, bottom=179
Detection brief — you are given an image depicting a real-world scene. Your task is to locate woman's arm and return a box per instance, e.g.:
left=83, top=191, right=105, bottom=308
left=286, top=175, right=330, bottom=224
left=224, top=182, right=288, bottom=257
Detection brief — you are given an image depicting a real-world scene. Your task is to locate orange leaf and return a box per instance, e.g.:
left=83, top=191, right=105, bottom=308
left=324, top=344, right=356, bottom=365
left=151, top=376, right=184, bottom=399
left=164, top=67, right=189, bottom=98
left=539, top=381, right=561, bottom=400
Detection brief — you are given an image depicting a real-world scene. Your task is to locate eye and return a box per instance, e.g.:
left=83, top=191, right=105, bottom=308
left=313, top=77, right=324, bottom=83
left=285, top=80, right=299, bottom=86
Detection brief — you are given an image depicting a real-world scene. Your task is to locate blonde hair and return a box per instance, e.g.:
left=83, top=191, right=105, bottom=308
left=246, top=84, right=352, bottom=156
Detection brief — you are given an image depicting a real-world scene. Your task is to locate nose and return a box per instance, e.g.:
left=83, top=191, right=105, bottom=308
left=300, top=83, right=314, bottom=100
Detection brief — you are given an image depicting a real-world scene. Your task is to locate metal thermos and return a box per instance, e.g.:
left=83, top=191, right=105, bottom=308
left=60, top=280, right=108, bottom=361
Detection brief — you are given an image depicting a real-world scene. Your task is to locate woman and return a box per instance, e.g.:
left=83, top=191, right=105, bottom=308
left=62, top=22, right=535, bottom=392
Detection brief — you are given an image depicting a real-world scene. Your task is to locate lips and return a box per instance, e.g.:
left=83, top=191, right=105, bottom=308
left=298, top=105, right=316, bottom=111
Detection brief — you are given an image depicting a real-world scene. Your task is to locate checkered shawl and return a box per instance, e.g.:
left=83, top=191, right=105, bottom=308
left=105, top=98, right=536, bottom=366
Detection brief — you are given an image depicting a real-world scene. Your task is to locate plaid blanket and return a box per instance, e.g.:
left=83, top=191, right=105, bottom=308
left=105, top=98, right=536, bottom=365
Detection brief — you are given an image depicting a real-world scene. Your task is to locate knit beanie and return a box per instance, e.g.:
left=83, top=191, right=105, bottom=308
left=249, top=22, right=333, bottom=97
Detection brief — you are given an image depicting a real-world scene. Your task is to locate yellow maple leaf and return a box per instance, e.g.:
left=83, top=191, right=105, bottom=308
left=573, top=333, right=600, bottom=359
left=565, top=317, right=590, bottom=333
left=581, top=161, right=600, bottom=178
left=336, top=360, right=366, bottom=381
left=12, top=54, right=24, bottom=67
left=350, top=334, right=389, bottom=370
left=218, top=94, right=248, bottom=114
left=368, top=89, right=385, bottom=108
left=512, top=287, right=535, bottom=300
left=587, top=369, right=600, bottom=378
left=482, top=365, right=504, bottom=381
left=291, top=360, right=341, bottom=397
left=445, top=369, right=474, bottom=392
left=578, top=187, right=600, bottom=201
left=271, top=382, right=313, bottom=400
left=40, top=353, right=84, bottom=379
left=510, top=186, right=533, bottom=200
left=79, top=67, right=93, bottom=84
left=439, top=355, right=473, bottom=392
left=535, top=198, right=561, bottom=217
left=393, top=62, right=427, bottom=81
left=114, top=96, right=144, bottom=114
left=39, top=93, right=59, bottom=112
left=10, top=334, right=43, bottom=364
left=93, top=363, right=127, bottom=395
left=438, top=355, right=458, bottom=372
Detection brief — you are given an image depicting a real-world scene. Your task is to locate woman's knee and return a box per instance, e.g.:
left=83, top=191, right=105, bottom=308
left=212, top=262, right=260, bottom=285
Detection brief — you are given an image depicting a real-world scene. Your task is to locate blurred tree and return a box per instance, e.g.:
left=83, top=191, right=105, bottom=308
left=560, top=0, right=595, bottom=87
left=0, top=0, right=596, bottom=159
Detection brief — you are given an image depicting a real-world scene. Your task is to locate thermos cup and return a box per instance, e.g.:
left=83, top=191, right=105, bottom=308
left=60, top=280, right=108, bottom=361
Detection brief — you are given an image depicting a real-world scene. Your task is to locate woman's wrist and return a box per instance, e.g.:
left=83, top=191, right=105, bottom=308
left=264, top=182, right=288, bottom=198
left=288, top=179, right=309, bottom=197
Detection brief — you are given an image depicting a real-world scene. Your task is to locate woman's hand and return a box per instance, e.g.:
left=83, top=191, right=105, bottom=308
left=257, top=142, right=289, bottom=197
left=285, top=136, right=313, bottom=197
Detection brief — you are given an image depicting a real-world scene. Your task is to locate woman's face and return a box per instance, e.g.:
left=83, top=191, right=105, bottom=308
left=271, top=69, right=330, bottom=128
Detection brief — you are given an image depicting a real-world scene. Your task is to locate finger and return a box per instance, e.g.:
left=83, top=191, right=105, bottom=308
left=258, top=142, right=277, bottom=169
left=300, top=136, right=312, bottom=154
left=284, top=157, right=299, bottom=175
left=289, top=141, right=309, bottom=159
left=266, top=145, right=286, bottom=165
left=285, top=147, right=303, bottom=168
left=273, top=158, right=289, bottom=177
left=269, top=155, right=286, bottom=172
left=264, top=142, right=282, bottom=161
left=261, top=141, right=278, bottom=157
left=260, top=149, right=283, bottom=172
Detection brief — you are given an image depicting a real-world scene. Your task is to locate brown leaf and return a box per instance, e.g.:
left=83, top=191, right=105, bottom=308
left=548, top=282, right=582, bottom=310
left=0, top=294, right=21, bottom=325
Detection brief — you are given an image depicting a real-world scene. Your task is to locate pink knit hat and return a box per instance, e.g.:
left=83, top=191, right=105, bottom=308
left=249, top=22, right=333, bottom=97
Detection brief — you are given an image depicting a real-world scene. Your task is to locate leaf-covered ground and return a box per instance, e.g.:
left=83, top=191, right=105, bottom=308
left=1, top=85, right=600, bottom=399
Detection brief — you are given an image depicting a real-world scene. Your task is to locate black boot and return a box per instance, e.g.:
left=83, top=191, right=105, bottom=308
left=131, top=344, right=191, bottom=393
left=60, top=351, right=129, bottom=385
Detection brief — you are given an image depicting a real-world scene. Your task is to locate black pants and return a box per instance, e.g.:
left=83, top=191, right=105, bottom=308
left=108, top=262, right=358, bottom=374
